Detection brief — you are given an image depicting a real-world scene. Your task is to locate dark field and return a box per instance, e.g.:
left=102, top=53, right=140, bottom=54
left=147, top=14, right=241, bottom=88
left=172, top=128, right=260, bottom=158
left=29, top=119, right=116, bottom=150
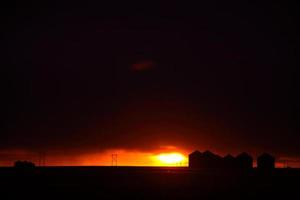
left=1, top=167, right=299, bottom=199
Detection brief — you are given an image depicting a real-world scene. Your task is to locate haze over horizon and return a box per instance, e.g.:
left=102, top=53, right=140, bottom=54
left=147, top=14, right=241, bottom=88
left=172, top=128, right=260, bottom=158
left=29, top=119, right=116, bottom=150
left=2, top=1, right=297, bottom=167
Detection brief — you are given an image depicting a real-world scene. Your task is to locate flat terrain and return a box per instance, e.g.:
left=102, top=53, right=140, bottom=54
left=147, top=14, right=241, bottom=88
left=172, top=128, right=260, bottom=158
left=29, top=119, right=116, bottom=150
left=0, top=167, right=299, bottom=199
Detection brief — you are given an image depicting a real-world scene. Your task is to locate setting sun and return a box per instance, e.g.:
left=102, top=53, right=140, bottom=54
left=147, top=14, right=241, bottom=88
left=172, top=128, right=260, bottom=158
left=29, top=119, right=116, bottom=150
left=156, top=153, right=186, bottom=166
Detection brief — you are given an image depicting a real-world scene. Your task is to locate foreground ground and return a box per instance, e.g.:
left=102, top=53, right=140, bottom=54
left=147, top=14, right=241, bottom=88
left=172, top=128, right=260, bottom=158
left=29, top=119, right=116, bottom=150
left=0, top=167, right=299, bottom=199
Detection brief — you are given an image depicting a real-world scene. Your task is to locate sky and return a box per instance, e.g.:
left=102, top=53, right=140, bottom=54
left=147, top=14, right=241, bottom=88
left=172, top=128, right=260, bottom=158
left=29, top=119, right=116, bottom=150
left=1, top=1, right=298, bottom=166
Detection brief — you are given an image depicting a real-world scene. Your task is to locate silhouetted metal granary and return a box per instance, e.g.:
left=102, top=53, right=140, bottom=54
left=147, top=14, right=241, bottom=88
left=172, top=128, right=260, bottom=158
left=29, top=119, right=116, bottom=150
left=223, top=154, right=236, bottom=168
left=188, top=150, right=202, bottom=168
left=236, top=152, right=253, bottom=169
left=202, top=150, right=222, bottom=168
left=257, top=153, right=275, bottom=170
left=189, top=150, right=223, bottom=168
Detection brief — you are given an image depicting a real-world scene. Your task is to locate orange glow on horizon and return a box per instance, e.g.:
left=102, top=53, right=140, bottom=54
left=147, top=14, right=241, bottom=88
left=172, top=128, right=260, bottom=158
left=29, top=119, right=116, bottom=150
left=78, top=150, right=188, bottom=167
left=2, top=148, right=300, bottom=168
left=0, top=148, right=190, bottom=167
left=52, top=149, right=189, bottom=166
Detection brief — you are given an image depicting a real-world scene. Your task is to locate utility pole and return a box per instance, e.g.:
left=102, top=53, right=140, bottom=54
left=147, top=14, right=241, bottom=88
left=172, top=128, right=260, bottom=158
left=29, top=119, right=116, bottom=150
left=38, top=152, right=46, bottom=167
left=111, top=154, right=118, bottom=166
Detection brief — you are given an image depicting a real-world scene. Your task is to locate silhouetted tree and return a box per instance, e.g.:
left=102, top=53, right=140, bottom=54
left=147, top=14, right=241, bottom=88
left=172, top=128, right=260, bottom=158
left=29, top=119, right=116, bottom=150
left=14, top=160, right=36, bottom=169
left=257, top=153, right=275, bottom=170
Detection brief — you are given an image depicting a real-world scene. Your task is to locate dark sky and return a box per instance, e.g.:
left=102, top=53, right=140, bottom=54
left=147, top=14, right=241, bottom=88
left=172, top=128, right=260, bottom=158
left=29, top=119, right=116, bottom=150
left=2, top=1, right=298, bottom=160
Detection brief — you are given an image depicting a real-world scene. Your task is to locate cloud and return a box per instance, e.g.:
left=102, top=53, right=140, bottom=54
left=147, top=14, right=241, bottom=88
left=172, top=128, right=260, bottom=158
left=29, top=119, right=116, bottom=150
left=131, top=60, right=155, bottom=71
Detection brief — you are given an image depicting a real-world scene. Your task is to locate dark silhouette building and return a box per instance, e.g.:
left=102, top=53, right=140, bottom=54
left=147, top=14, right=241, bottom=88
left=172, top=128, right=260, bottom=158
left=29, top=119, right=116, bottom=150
left=189, top=150, right=222, bottom=168
left=189, top=150, right=254, bottom=170
left=236, top=152, right=253, bottom=169
left=188, top=150, right=203, bottom=168
left=257, top=153, right=275, bottom=170
left=223, top=154, right=236, bottom=168
left=202, top=150, right=222, bottom=168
